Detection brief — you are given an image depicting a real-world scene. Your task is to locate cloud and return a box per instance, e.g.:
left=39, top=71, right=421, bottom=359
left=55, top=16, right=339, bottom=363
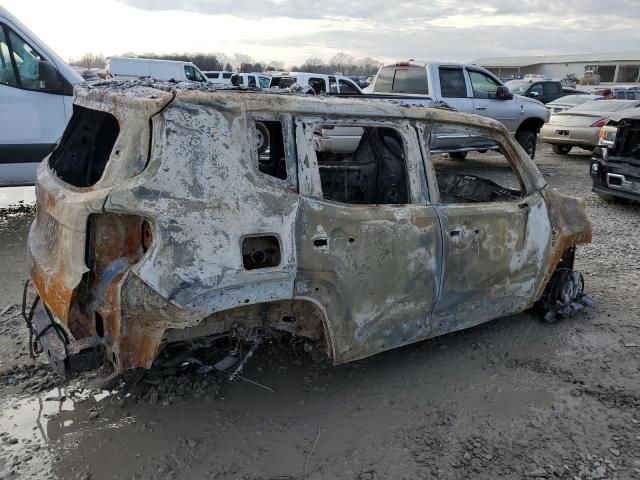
left=111, top=0, right=640, bottom=64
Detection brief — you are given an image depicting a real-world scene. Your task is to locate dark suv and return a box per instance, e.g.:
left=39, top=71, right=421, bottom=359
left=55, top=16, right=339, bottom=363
left=591, top=107, right=640, bottom=202
left=506, top=80, right=565, bottom=104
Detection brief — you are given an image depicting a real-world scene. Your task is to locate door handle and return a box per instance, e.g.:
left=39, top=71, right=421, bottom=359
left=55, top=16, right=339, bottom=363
left=475, top=106, right=487, bottom=111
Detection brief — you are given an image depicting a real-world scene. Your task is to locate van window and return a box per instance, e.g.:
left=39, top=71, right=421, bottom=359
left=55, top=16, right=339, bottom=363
left=248, top=75, right=256, bottom=87
left=329, top=76, right=337, bottom=93
left=0, top=27, right=18, bottom=87
left=184, top=65, right=206, bottom=82
left=338, top=79, right=360, bottom=94
left=308, top=78, right=326, bottom=94
left=222, top=72, right=233, bottom=79
left=373, top=66, right=428, bottom=95
left=204, top=71, right=220, bottom=79
left=5, top=27, right=47, bottom=91
left=258, top=76, right=270, bottom=88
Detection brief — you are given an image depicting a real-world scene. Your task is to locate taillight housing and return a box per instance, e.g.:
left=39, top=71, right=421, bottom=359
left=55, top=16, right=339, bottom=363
left=591, top=118, right=609, bottom=128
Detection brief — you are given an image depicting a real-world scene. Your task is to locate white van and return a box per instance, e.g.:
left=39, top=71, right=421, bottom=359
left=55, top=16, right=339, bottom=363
left=107, top=57, right=208, bottom=83
left=0, top=6, right=83, bottom=186
left=203, top=71, right=234, bottom=85
left=231, top=72, right=271, bottom=88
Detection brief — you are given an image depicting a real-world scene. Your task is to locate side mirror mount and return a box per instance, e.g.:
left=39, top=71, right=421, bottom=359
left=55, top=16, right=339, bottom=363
left=38, top=60, right=62, bottom=92
left=496, top=85, right=513, bottom=100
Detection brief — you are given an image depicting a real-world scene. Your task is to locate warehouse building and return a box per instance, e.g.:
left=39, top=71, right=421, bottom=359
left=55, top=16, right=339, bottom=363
left=472, top=52, right=640, bottom=84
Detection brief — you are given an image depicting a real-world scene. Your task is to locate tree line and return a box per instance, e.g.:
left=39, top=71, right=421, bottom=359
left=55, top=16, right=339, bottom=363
left=69, top=51, right=382, bottom=76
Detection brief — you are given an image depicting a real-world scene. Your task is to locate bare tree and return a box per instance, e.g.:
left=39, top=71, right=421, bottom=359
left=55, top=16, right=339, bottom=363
left=330, top=52, right=357, bottom=75
left=233, top=53, right=255, bottom=72
left=70, top=53, right=106, bottom=69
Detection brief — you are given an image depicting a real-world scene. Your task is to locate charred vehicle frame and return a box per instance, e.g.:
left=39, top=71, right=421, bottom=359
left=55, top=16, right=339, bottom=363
left=25, top=81, right=593, bottom=380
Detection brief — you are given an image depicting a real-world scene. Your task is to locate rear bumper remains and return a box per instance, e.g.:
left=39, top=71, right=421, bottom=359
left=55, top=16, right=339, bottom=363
left=25, top=296, right=105, bottom=378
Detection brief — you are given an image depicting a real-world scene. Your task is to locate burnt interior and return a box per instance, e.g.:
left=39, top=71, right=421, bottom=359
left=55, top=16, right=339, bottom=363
left=242, top=235, right=281, bottom=270
left=315, top=127, right=408, bottom=204
left=48, top=105, right=120, bottom=187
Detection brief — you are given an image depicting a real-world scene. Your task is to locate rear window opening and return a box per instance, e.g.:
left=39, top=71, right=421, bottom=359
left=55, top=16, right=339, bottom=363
left=254, top=120, right=287, bottom=180
left=48, top=105, right=119, bottom=187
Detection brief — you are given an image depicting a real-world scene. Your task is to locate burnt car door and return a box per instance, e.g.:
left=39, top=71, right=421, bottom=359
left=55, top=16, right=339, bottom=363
left=422, top=122, right=552, bottom=336
left=294, top=117, right=441, bottom=363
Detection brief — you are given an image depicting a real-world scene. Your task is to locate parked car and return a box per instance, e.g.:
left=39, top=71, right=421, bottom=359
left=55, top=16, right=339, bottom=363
left=26, top=81, right=591, bottom=378
left=590, top=107, right=640, bottom=202
left=505, top=79, right=565, bottom=104
left=0, top=6, right=83, bottom=187
left=269, top=72, right=362, bottom=95
left=368, top=61, right=550, bottom=158
left=562, top=87, right=590, bottom=96
left=107, top=57, right=208, bottom=83
left=590, top=86, right=640, bottom=100
left=546, top=94, right=603, bottom=114
left=203, top=71, right=234, bottom=85
left=230, top=72, right=271, bottom=88
left=540, top=100, right=640, bottom=154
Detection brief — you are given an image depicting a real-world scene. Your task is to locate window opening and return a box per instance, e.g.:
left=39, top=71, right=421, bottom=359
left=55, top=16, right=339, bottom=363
left=428, top=125, right=524, bottom=204
left=313, top=125, right=408, bottom=204
left=254, top=120, right=287, bottom=180
left=308, top=78, right=326, bottom=94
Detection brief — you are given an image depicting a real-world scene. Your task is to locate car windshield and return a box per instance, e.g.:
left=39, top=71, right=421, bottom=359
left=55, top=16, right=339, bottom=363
left=569, top=100, right=639, bottom=113
left=506, top=80, right=529, bottom=94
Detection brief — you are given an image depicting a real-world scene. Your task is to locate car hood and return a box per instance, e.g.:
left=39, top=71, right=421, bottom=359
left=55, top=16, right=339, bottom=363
left=517, top=94, right=543, bottom=106
left=607, top=106, right=640, bottom=123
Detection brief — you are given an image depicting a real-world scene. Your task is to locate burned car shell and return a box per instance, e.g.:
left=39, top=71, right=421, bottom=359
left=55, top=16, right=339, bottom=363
left=27, top=81, right=592, bottom=377
left=591, top=108, right=640, bottom=202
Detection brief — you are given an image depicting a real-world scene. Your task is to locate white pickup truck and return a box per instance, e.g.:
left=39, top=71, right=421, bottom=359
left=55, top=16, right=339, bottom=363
left=368, top=61, right=550, bottom=159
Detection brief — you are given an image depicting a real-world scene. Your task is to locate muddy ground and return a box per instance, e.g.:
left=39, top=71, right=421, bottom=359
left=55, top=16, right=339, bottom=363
left=0, top=143, right=639, bottom=480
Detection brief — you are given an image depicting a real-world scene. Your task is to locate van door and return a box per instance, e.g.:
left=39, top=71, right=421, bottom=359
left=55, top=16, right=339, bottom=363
left=0, top=24, right=67, bottom=186
left=467, top=68, right=519, bottom=133
left=294, top=117, right=442, bottom=362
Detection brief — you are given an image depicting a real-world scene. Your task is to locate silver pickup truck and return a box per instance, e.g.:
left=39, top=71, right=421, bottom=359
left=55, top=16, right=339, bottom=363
left=368, top=61, right=550, bottom=159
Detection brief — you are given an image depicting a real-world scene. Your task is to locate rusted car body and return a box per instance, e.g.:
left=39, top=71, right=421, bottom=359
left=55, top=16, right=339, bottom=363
left=27, top=81, right=592, bottom=378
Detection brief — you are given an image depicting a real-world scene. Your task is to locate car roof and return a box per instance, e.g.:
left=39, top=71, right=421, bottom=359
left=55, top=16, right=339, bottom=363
left=79, top=80, right=508, bottom=131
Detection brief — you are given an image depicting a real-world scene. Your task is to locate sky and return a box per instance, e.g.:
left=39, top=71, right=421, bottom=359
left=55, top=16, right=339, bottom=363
left=3, top=0, right=640, bottom=67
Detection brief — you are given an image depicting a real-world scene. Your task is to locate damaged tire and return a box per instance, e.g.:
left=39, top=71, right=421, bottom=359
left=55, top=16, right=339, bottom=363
left=256, top=121, right=270, bottom=155
left=552, top=144, right=572, bottom=155
left=515, top=129, right=537, bottom=160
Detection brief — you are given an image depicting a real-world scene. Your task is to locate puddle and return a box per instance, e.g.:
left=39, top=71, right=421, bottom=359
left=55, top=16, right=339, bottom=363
left=0, top=386, right=134, bottom=478
left=0, top=187, right=35, bottom=211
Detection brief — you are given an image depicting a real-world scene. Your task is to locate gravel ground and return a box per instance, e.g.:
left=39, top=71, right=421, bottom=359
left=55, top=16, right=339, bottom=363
left=0, top=143, right=639, bottom=480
